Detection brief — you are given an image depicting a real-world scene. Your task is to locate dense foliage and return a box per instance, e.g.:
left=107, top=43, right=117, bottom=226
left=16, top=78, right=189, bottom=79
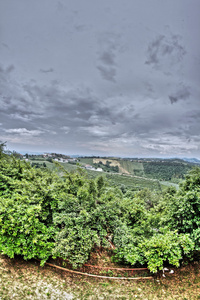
left=0, top=145, right=199, bottom=272
left=143, top=161, right=192, bottom=182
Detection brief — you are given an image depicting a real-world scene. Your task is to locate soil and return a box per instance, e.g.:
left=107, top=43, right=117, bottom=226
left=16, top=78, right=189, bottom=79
left=0, top=253, right=200, bottom=299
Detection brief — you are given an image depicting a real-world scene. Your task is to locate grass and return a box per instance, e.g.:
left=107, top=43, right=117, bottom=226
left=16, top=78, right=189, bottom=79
left=78, top=158, right=94, bottom=165
left=0, top=255, right=200, bottom=299
left=105, top=173, right=161, bottom=191
left=120, top=160, right=145, bottom=176
left=160, top=181, right=179, bottom=189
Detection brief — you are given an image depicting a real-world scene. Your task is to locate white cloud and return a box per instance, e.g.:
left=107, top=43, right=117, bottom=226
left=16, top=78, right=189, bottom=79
left=61, top=126, right=70, bottom=134
left=80, top=125, right=110, bottom=137
left=5, top=128, right=44, bottom=136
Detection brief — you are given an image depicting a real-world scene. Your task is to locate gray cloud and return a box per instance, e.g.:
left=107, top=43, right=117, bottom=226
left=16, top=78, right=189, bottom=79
left=0, top=64, right=14, bottom=81
left=74, top=24, right=88, bottom=32
left=145, top=35, right=165, bottom=65
left=99, top=51, right=116, bottom=66
left=169, top=84, right=190, bottom=104
left=145, top=33, right=186, bottom=74
left=0, top=65, right=100, bottom=134
left=1, top=43, right=9, bottom=49
left=96, top=32, right=121, bottom=82
left=1, top=61, right=199, bottom=157
left=1, top=66, right=199, bottom=156
left=0, top=0, right=200, bottom=157
left=97, top=65, right=116, bottom=82
left=61, top=126, right=70, bottom=134
left=6, top=65, right=15, bottom=73
left=40, top=68, right=54, bottom=73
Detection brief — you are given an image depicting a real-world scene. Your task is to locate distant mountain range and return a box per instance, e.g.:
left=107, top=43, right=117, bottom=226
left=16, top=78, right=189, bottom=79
left=182, top=158, right=200, bottom=164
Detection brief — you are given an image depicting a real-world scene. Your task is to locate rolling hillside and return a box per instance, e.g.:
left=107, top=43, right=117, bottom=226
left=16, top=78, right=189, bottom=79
left=79, top=157, right=193, bottom=182
left=27, top=156, right=195, bottom=192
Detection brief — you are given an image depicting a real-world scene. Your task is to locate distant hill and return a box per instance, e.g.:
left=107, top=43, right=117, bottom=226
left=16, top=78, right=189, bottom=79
left=26, top=154, right=199, bottom=191
left=182, top=158, right=200, bottom=164
left=79, top=157, right=195, bottom=183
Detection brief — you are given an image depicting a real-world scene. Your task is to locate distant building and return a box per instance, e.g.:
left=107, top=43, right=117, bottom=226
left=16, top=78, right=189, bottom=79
left=54, top=158, right=68, bottom=163
left=85, top=165, right=103, bottom=172
left=85, top=164, right=93, bottom=170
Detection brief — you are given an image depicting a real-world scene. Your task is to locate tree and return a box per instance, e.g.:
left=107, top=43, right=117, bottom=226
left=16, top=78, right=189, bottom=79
left=0, top=142, right=6, bottom=159
left=167, top=167, right=200, bottom=249
left=12, top=151, right=22, bottom=159
left=0, top=153, right=198, bottom=272
left=169, top=168, right=200, bottom=232
left=96, top=176, right=105, bottom=196
left=0, top=156, right=61, bottom=265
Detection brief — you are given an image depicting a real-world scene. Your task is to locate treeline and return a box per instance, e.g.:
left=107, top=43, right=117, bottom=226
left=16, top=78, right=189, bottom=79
left=0, top=143, right=200, bottom=273
left=143, top=161, right=192, bottom=182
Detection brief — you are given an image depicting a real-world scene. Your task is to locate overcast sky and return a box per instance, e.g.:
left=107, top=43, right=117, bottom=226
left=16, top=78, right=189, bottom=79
left=0, top=0, right=200, bottom=157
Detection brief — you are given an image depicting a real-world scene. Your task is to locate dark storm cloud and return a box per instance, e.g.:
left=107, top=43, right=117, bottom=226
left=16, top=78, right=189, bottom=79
left=0, top=66, right=138, bottom=143
left=0, top=65, right=102, bottom=135
left=0, top=73, right=43, bottom=123
left=1, top=63, right=199, bottom=156
left=169, top=84, right=190, bottom=104
left=21, top=83, right=100, bottom=126
left=145, top=33, right=186, bottom=73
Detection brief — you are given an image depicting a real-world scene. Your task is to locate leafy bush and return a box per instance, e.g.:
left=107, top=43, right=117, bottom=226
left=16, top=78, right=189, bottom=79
left=0, top=149, right=199, bottom=272
left=113, top=230, right=194, bottom=273
left=0, top=156, right=60, bottom=265
left=167, top=168, right=200, bottom=246
left=142, top=231, right=194, bottom=273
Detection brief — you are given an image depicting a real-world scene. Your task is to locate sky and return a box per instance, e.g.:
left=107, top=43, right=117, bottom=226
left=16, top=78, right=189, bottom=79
left=0, top=0, right=200, bottom=157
